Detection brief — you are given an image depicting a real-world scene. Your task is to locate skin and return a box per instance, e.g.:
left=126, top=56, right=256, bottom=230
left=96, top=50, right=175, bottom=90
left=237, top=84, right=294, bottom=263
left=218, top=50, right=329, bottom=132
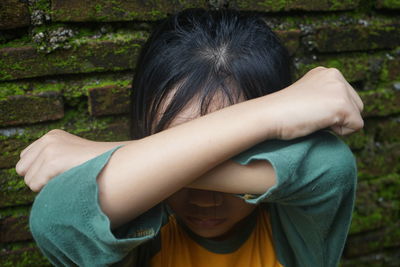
left=166, top=189, right=257, bottom=239
left=161, top=92, right=263, bottom=239
left=17, top=67, right=364, bottom=233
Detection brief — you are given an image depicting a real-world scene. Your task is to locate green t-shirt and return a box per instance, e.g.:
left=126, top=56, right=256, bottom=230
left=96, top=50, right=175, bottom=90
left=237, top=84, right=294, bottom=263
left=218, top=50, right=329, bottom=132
left=29, top=131, right=357, bottom=267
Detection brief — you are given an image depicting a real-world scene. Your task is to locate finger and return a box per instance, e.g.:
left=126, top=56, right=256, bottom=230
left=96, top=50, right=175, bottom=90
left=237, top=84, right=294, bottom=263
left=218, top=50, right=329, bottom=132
left=20, top=138, right=42, bottom=157
left=334, top=72, right=364, bottom=112
left=307, top=66, right=327, bottom=76
left=330, top=106, right=364, bottom=135
left=16, top=140, right=47, bottom=176
left=345, top=82, right=364, bottom=112
left=24, top=155, right=47, bottom=192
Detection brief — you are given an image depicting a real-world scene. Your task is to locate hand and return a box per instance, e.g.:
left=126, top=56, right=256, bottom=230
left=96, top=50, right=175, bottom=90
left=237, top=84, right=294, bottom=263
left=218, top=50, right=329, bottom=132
left=269, top=67, right=364, bottom=140
left=16, top=129, right=121, bottom=192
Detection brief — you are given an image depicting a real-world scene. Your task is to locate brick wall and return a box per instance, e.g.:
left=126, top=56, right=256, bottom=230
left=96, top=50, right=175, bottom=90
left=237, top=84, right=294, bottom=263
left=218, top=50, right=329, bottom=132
left=1, top=0, right=399, bottom=266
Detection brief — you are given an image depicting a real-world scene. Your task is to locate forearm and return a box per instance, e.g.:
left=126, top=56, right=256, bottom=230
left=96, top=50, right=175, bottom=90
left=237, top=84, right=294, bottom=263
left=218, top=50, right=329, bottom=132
left=187, top=160, right=276, bottom=194
left=98, top=96, right=275, bottom=228
left=20, top=67, right=363, bottom=229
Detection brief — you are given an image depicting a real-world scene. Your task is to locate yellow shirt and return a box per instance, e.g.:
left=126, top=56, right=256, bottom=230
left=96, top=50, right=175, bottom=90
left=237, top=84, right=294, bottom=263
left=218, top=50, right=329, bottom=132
left=150, top=208, right=282, bottom=267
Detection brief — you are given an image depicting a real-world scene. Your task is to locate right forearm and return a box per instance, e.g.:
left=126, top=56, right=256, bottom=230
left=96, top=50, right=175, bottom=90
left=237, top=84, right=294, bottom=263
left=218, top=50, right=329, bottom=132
left=19, top=67, right=363, bottom=228
left=98, top=95, right=275, bottom=228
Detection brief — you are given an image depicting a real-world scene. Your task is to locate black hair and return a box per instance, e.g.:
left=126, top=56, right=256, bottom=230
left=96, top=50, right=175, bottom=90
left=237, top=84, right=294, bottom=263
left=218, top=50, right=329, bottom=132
left=130, top=8, right=292, bottom=139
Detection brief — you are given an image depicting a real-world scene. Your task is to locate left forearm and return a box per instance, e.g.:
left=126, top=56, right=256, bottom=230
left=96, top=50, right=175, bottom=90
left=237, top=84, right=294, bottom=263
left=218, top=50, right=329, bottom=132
left=187, top=159, right=276, bottom=194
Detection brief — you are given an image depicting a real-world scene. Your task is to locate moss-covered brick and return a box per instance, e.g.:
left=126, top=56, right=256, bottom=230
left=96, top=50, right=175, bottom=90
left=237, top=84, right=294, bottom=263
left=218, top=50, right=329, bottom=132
left=0, top=168, right=36, bottom=208
left=230, top=0, right=360, bottom=12
left=381, top=52, right=400, bottom=82
left=295, top=53, right=381, bottom=82
left=360, top=88, right=400, bottom=117
left=355, top=144, right=400, bottom=180
left=0, top=0, right=30, bottom=30
left=275, top=29, right=300, bottom=55
left=0, top=71, right=132, bottom=108
left=0, top=214, right=31, bottom=243
left=350, top=173, right=400, bottom=234
left=0, top=243, right=51, bottom=267
left=342, top=129, right=373, bottom=150
left=88, top=85, right=130, bottom=116
left=0, top=91, right=64, bottom=127
left=376, top=0, right=400, bottom=9
left=0, top=137, right=26, bottom=169
left=0, top=31, right=146, bottom=81
left=0, top=106, right=130, bottom=169
left=313, top=23, right=400, bottom=52
left=341, top=249, right=400, bottom=267
left=372, top=116, right=400, bottom=144
left=343, top=115, right=400, bottom=150
left=345, top=225, right=400, bottom=257
left=51, top=0, right=207, bottom=22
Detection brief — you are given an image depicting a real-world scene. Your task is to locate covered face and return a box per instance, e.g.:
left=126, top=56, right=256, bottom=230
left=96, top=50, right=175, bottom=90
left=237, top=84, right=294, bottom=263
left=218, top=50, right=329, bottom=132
left=161, top=89, right=257, bottom=239
left=166, top=188, right=257, bottom=239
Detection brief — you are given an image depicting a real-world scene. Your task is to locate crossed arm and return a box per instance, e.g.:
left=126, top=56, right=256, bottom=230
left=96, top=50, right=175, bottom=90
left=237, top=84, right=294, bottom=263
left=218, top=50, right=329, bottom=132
left=16, top=67, right=363, bottom=228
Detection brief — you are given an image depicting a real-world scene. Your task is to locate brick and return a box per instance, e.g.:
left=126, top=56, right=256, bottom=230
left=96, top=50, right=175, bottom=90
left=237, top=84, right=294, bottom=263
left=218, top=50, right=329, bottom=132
left=296, top=53, right=383, bottom=82
left=345, top=225, right=400, bottom=256
left=0, top=91, right=64, bottom=127
left=341, top=249, right=400, bottom=267
left=0, top=0, right=30, bottom=30
left=0, top=215, right=31, bottom=243
left=343, top=115, right=400, bottom=150
left=370, top=116, right=400, bottom=144
left=350, top=174, right=400, bottom=234
left=313, top=23, right=400, bottom=52
left=51, top=0, right=206, bottom=22
left=356, top=144, right=400, bottom=179
left=0, top=32, right=146, bottom=81
left=342, top=129, right=373, bottom=150
left=88, top=85, right=130, bottom=116
left=0, top=136, right=26, bottom=169
left=382, top=52, right=400, bottom=82
left=0, top=109, right=130, bottom=169
left=376, top=0, right=400, bottom=9
left=0, top=169, right=36, bottom=207
left=360, top=88, right=400, bottom=117
left=230, top=0, right=360, bottom=12
left=0, top=244, right=50, bottom=266
left=275, top=30, right=301, bottom=55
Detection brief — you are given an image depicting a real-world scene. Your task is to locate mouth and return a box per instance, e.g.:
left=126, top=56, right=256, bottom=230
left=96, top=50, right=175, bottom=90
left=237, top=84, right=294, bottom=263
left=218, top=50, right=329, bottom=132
left=185, top=216, right=227, bottom=228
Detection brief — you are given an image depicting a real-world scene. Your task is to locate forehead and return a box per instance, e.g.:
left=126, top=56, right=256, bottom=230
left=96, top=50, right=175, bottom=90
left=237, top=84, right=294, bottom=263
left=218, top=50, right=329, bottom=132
left=165, top=89, right=243, bottom=129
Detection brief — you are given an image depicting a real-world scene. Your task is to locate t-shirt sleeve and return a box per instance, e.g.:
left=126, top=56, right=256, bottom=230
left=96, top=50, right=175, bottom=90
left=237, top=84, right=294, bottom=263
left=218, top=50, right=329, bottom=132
left=29, top=146, right=163, bottom=267
left=232, top=131, right=357, bottom=267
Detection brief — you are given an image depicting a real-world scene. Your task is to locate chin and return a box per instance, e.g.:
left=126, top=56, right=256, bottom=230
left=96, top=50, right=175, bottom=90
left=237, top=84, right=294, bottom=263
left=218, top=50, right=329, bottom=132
left=185, top=221, right=233, bottom=240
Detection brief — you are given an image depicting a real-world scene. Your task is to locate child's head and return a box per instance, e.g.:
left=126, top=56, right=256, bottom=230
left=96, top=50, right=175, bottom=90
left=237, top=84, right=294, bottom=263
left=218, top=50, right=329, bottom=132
left=129, top=8, right=291, bottom=239
left=129, top=8, right=292, bottom=139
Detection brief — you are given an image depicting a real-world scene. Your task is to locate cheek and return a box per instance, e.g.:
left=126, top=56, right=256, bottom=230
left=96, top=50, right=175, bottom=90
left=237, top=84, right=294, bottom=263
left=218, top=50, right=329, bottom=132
left=225, top=197, right=257, bottom=220
left=167, top=190, right=256, bottom=220
left=166, top=189, right=189, bottom=213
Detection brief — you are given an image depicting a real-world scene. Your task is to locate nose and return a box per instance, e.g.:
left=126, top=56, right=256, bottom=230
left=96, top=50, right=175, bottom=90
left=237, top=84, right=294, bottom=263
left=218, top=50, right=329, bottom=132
left=188, top=189, right=223, bottom=208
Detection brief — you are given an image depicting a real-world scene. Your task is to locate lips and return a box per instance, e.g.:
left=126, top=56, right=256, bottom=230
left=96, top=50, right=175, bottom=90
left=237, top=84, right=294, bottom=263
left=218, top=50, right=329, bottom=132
left=186, top=216, right=227, bottom=228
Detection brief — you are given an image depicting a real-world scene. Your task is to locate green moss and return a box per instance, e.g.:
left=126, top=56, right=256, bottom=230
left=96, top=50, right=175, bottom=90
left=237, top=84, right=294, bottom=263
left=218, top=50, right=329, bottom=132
left=342, top=130, right=372, bottom=150
left=0, top=35, right=31, bottom=49
left=30, top=0, right=51, bottom=13
left=257, top=0, right=288, bottom=11
left=0, top=206, right=30, bottom=219
left=0, top=242, right=51, bottom=267
left=296, top=52, right=376, bottom=82
left=379, top=0, right=400, bottom=9
left=0, top=82, right=27, bottom=99
left=350, top=173, right=400, bottom=234
left=71, top=29, right=148, bottom=47
left=0, top=169, right=26, bottom=191
left=361, top=88, right=400, bottom=116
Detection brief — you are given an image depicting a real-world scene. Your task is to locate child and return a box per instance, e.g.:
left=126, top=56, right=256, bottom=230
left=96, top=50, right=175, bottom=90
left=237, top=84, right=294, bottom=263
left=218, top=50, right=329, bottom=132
left=17, top=8, right=364, bottom=267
